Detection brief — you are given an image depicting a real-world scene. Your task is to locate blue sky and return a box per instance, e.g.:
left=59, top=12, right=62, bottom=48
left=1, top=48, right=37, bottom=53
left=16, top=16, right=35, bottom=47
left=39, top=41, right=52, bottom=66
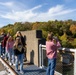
left=0, top=0, right=76, bottom=27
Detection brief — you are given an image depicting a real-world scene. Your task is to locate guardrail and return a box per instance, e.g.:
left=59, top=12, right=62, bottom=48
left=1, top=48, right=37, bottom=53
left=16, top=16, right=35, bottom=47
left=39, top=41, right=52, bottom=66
left=0, top=57, right=18, bottom=75
left=39, top=44, right=76, bottom=75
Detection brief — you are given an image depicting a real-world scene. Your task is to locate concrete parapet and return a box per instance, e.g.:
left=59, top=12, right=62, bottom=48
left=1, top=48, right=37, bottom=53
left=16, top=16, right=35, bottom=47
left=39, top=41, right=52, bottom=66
left=21, top=30, right=45, bottom=66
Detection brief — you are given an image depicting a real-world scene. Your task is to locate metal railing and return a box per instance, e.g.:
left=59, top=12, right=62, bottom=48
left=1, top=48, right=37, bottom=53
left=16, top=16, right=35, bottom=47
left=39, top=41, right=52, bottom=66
left=39, top=44, right=76, bottom=75
left=0, top=57, right=18, bottom=75
left=0, top=43, right=18, bottom=75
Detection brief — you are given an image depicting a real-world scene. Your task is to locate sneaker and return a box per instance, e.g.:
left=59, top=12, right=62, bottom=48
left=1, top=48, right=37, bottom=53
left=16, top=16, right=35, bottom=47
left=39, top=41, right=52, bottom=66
left=1, top=55, right=3, bottom=57
left=20, top=71, right=24, bottom=74
left=3, top=53, right=5, bottom=56
left=13, top=63, right=15, bottom=66
left=9, top=63, right=12, bottom=65
left=5, top=58, right=8, bottom=61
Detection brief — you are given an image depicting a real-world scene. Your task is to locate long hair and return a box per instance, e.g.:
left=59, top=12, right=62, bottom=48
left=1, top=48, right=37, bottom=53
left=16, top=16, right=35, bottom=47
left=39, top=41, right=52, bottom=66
left=15, top=31, right=22, bottom=37
left=7, top=36, right=14, bottom=42
left=47, top=32, right=54, bottom=41
left=14, top=37, right=22, bottom=48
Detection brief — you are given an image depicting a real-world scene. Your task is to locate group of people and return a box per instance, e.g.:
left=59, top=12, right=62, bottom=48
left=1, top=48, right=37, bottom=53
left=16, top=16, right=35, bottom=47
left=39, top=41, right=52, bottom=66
left=0, top=31, right=26, bottom=74
left=0, top=30, right=61, bottom=75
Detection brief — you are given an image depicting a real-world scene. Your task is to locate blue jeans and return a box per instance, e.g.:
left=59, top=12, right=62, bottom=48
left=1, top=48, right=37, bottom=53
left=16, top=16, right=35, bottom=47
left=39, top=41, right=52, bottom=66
left=46, top=58, right=56, bottom=75
left=15, top=54, right=24, bottom=71
left=1, top=47, right=5, bottom=55
left=0, top=45, right=1, bottom=56
left=7, top=48, right=15, bottom=64
left=5, top=49, right=8, bottom=59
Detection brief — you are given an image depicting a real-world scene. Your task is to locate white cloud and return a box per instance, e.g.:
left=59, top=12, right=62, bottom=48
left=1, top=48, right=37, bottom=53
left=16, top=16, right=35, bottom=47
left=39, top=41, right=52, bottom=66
left=0, top=5, right=41, bottom=21
left=29, top=5, right=76, bottom=21
left=0, top=2, right=14, bottom=7
left=0, top=1, right=26, bottom=11
left=48, top=5, right=64, bottom=14
left=30, top=5, right=42, bottom=11
left=0, top=5, right=76, bottom=22
left=48, top=5, right=76, bottom=16
left=1, top=10, right=37, bottom=21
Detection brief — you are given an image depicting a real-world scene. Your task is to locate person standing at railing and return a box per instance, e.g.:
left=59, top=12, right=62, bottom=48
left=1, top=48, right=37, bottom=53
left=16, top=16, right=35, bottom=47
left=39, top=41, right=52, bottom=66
left=46, top=32, right=61, bottom=75
left=13, top=37, right=24, bottom=74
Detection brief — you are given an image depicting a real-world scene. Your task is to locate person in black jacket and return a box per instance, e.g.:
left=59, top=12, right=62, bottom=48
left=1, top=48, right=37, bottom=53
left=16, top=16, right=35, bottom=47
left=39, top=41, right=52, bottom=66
left=13, top=37, right=24, bottom=74
left=15, top=31, right=27, bottom=61
left=15, top=31, right=25, bottom=46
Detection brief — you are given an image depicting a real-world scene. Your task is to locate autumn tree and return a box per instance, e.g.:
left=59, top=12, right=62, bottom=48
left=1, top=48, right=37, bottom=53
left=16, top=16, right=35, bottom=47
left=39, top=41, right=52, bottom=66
left=14, top=22, right=31, bottom=33
left=70, top=24, right=76, bottom=37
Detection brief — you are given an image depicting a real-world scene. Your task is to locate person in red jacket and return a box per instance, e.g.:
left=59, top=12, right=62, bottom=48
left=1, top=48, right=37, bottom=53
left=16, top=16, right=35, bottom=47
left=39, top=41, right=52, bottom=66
left=1, top=33, right=10, bottom=56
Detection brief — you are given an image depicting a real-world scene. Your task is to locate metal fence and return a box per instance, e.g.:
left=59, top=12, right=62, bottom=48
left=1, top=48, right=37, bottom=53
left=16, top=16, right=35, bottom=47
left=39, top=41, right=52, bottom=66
left=0, top=43, right=18, bottom=75
left=39, top=44, right=76, bottom=75
left=0, top=57, right=18, bottom=75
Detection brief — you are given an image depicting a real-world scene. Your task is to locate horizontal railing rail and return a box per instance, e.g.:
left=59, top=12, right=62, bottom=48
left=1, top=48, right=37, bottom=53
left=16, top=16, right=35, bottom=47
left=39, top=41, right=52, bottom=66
left=39, top=44, right=76, bottom=75
left=0, top=57, right=18, bottom=75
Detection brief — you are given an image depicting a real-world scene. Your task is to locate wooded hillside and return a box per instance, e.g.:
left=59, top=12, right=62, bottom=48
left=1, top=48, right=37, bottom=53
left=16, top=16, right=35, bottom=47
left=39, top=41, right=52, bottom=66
left=0, top=19, right=76, bottom=48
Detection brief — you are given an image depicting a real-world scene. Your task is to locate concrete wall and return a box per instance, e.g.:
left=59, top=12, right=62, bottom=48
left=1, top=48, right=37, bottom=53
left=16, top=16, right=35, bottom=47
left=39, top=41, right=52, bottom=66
left=21, top=30, right=45, bottom=66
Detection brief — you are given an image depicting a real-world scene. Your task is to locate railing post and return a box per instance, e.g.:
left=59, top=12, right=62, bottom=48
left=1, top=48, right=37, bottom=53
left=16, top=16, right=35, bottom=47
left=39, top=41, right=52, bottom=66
left=74, top=51, right=76, bottom=75
left=39, top=44, right=42, bottom=68
left=42, top=47, right=44, bottom=68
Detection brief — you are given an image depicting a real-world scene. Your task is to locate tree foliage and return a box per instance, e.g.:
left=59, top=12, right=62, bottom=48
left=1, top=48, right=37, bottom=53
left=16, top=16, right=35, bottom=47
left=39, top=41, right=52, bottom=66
left=70, top=24, right=76, bottom=37
left=0, top=20, right=76, bottom=48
